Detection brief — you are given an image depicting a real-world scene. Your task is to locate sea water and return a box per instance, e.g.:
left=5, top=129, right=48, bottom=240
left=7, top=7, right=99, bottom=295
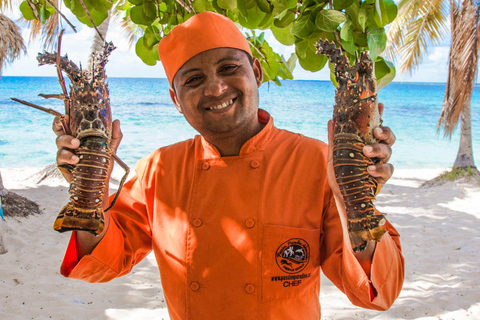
left=1, top=76, right=479, bottom=170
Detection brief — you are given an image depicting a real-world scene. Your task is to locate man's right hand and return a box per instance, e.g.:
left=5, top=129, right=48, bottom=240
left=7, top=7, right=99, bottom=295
left=53, top=116, right=123, bottom=183
left=53, top=116, right=79, bottom=183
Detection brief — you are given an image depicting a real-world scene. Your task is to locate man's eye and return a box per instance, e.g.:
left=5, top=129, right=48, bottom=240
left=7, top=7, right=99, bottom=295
left=221, top=65, right=238, bottom=73
left=185, top=76, right=202, bottom=85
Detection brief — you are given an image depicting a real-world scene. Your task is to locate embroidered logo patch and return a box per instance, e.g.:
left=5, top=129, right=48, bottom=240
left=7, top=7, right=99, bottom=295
left=275, top=238, right=310, bottom=274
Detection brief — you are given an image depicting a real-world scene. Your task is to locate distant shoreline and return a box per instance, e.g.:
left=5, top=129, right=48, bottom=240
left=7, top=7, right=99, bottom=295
left=3, top=75, right=472, bottom=86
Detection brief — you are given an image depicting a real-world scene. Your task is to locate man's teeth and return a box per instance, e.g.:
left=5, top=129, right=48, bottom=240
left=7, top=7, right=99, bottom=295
left=209, top=99, right=233, bottom=110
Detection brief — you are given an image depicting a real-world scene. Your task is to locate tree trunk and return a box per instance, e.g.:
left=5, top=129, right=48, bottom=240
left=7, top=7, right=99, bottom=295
left=453, top=99, right=477, bottom=169
left=86, top=11, right=111, bottom=68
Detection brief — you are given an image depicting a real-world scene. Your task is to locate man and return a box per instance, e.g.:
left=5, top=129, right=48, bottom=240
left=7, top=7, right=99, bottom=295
left=54, top=11, right=404, bottom=320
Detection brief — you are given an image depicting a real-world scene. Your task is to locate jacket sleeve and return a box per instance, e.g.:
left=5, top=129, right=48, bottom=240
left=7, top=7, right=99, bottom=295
left=60, top=157, right=153, bottom=283
left=320, top=187, right=405, bottom=310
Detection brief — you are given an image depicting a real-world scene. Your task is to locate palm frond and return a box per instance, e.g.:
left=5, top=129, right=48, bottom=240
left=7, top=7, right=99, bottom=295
left=18, top=0, right=61, bottom=51
left=0, top=14, right=26, bottom=75
left=0, top=0, right=14, bottom=12
left=438, top=0, right=480, bottom=137
left=385, top=0, right=449, bottom=74
left=112, top=4, right=139, bottom=48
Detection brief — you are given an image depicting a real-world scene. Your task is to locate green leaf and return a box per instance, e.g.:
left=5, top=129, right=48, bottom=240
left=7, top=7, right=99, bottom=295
left=143, top=25, right=160, bottom=49
left=238, top=4, right=269, bottom=29
left=256, top=0, right=273, bottom=13
left=19, top=1, right=36, bottom=20
left=130, top=3, right=156, bottom=25
left=358, top=3, right=367, bottom=32
left=217, top=0, right=236, bottom=10
left=193, top=0, right=215, bottom=12
left=129, top=0, right=144, bottom=5
left=77, top=7, right=108, bottom=27
left=340, top=20, right=355, bottom=55
left=315, top=10, right=346, bottom=32
left=136, top=37, right=158, bottom=66
left=238, top=0, right=257, bottom=17
left=375, top=57, right=395, bottom=90
left=65, top=0, right=87, bottom=18
left=373, top=0, right=397, bottom=27
left=295, top=37, right=328, bottom=72
left=333, top=0, right=354, bottom=10
left=271, top=23, right=295, bottom=45
left=271, top=0, right=297, bottom=15
left=366, top=26, right=386, bottom=61
left=353, top=32, right=368, bottom=48
left=91, top=0, right=113, bottom=12
left=273, top=9, right=295, bottom=28
left=39, top=5, right=47, bottom=23
left=291, top=14, right=316, bottom=38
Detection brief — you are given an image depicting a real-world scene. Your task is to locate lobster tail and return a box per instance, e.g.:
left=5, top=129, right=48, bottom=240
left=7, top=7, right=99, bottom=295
left=53, top=204, right=105, bottom=235
left=53, top=137, right=111, bottom=235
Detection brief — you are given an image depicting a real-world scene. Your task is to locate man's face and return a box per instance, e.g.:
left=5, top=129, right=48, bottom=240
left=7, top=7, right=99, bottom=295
left=169, top=48, right=263, bottom=141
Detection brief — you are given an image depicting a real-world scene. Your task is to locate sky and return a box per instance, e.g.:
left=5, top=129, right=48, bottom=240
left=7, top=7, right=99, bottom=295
left=2, top=6, right=453, bottom=83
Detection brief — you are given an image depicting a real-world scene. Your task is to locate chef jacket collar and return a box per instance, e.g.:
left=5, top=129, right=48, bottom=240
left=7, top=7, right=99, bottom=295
left=198, top=109, right=275, bottom=159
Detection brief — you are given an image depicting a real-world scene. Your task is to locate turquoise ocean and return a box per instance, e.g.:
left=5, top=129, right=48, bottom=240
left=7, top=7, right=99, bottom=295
left=1, top=76, right=479, bottom=170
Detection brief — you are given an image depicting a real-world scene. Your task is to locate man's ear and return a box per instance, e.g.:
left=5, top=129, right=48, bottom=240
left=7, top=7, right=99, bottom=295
left=169, top=87, right=183, bottom=113
left=252, top=57, right=263, bottom=87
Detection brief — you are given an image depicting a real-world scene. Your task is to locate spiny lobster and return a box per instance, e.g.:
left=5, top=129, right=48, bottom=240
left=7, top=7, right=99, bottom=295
left=315, top=39, right=387, bottom=252
left=12, top=31, right=129, bottom=235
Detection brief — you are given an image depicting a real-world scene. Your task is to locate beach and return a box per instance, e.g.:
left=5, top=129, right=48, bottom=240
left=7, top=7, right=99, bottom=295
left=1, top=166, right=479, bottom=320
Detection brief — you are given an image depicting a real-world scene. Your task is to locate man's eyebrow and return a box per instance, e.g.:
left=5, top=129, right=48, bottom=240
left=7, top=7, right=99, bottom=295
left=179, top=68, right=201, bottom=78
left=217, top=56, right=241, bottom=64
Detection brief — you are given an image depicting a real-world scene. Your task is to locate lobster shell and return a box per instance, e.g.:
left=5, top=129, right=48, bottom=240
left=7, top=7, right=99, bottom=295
left=316, top=39, right=387, bottom=252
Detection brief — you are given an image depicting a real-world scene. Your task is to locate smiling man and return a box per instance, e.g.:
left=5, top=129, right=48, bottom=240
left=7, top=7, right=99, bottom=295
left=55, top=11, right=404, bottom=320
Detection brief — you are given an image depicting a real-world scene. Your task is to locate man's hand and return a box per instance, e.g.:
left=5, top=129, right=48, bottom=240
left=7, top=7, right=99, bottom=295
left=327, top=103, right=395, bottom=199
left=53, top=116, right=123, bottom=183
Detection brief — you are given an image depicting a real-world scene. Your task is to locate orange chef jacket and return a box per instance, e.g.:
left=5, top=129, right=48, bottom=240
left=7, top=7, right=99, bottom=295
left=61, top=109, right=404, bottom=320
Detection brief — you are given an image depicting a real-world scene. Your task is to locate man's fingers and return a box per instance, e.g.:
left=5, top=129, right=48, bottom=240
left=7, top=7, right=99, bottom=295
left=57, top=148, right=79, bottom=165
left=363, top=143, right=392, bottom=163
left=56, top=134, right=80, bottom=150
left=378, top=102, right=384, bottom=116
left=110, top=119, right=123, bottom=153
left=374, top=126, right=396, bottom=146
left=367, top=163, right=394, bottom=185
left=56, top=135, right=80, bottom=166
left=52, top=115, right=68, bottom=136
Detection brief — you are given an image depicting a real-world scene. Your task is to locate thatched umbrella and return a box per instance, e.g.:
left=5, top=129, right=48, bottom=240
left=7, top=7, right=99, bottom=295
left=0, top=13, right=26, bottom=75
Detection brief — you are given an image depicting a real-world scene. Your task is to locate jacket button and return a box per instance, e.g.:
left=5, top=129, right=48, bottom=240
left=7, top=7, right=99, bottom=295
left=250, top=160, right=260, bottom=169
left=245, top=284, right=255, bottom=294
left=190, top=281, right=200, bottom=291
left=202, top=162, right=210, bottom=170
left=245, top=219, right=255, bottom=228
left=192, top=218, right=203, bottom=228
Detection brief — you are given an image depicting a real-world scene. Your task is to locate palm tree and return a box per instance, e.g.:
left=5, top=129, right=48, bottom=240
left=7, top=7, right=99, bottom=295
left=386, top=0, right=480, bottom=178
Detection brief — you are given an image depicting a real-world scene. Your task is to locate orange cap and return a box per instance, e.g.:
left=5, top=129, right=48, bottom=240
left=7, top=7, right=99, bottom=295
left=158, top=11, right=252, bottom=87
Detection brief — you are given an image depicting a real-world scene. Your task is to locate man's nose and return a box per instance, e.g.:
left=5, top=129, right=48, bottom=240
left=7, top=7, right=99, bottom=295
left=204, top=75, right=227, bottom=96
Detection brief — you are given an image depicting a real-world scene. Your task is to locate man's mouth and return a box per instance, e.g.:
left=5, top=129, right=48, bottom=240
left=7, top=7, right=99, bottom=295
left=206, top=98, right=235, bottom=111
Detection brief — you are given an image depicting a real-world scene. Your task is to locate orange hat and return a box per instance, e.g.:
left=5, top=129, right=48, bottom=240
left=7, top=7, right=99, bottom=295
left=158, top=11, right=252, bottom=86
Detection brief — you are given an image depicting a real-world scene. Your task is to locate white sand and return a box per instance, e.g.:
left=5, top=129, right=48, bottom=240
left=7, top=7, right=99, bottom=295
left=1, top=167, right=479, bottom=320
